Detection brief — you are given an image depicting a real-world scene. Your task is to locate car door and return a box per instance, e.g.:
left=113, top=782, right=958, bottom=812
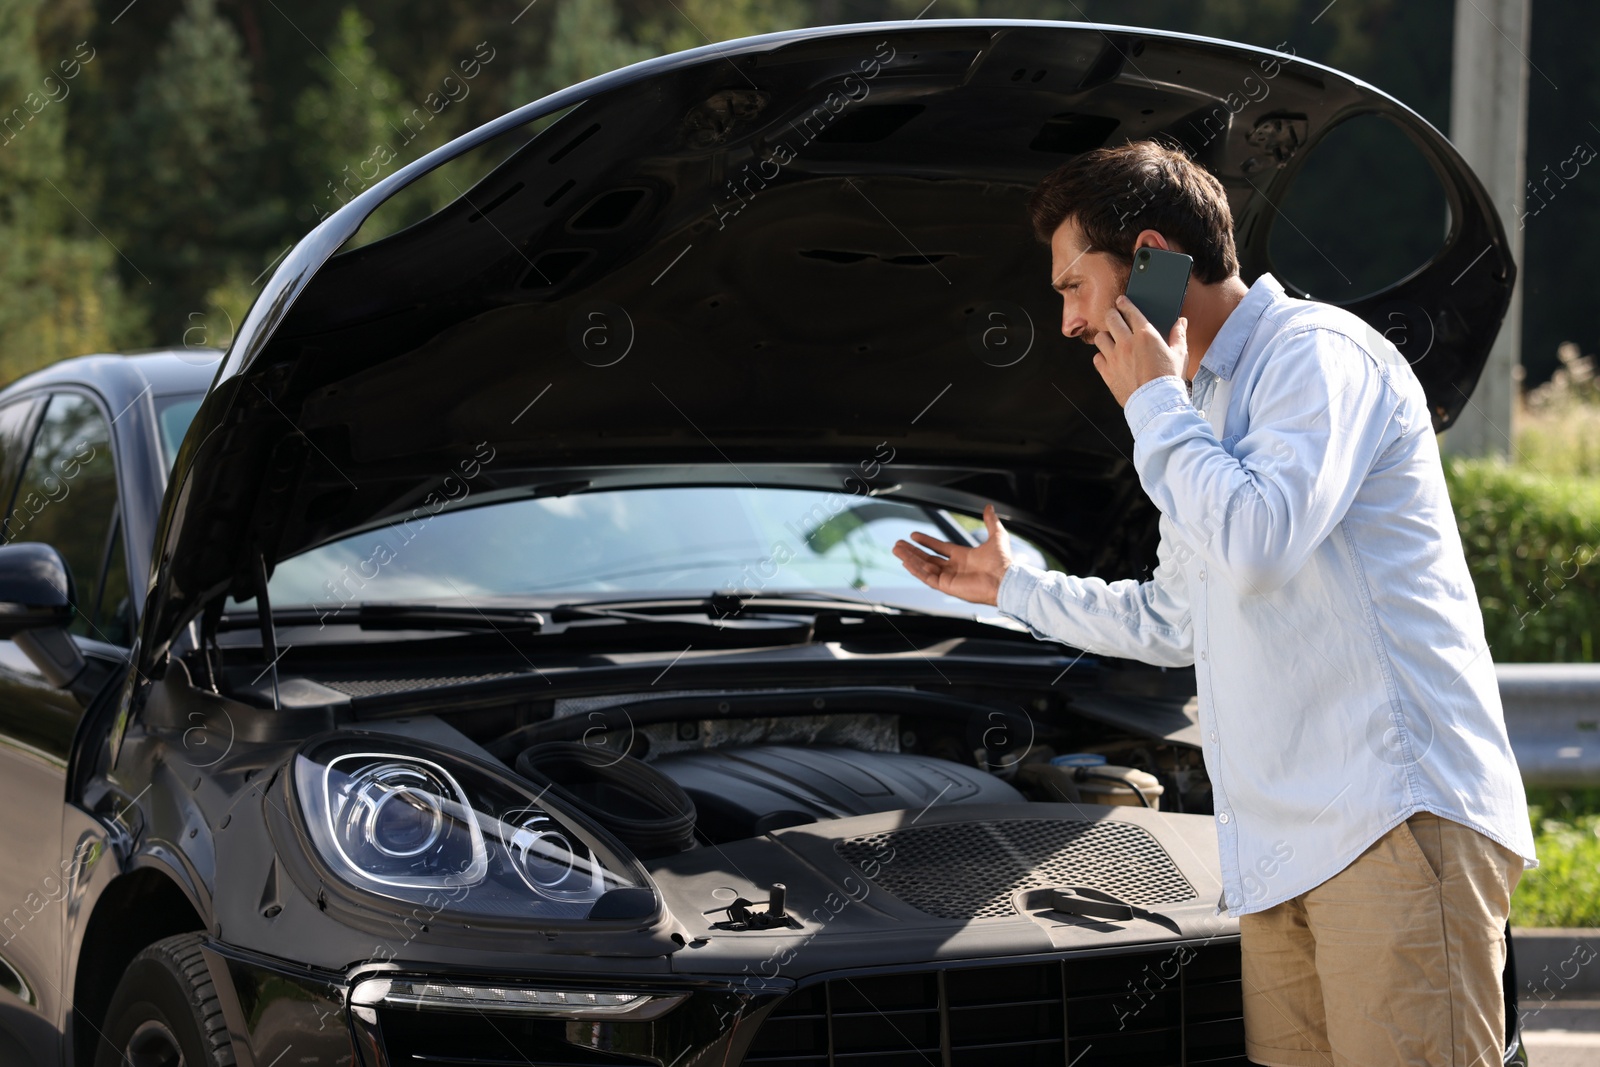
left=0, top=389, right=129, bottom=1065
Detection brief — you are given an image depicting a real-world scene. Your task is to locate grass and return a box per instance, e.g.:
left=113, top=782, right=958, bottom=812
left=1510, top=787, right=1600, bottom=928
left=1515, top=344, right=1600, bottom=478
left=1517, top=402, right=1600, bottom=479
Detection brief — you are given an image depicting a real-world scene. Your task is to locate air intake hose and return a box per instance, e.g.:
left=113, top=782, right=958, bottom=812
left=514, top=742, right=698, bottom=859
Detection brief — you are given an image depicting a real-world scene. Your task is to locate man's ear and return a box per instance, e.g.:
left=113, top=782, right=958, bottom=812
left=1132, top=229, right=1172, bottom=252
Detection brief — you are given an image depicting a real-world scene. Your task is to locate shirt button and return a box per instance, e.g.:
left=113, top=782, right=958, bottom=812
left=1198, top=569, right=1206, bottom=581
left=1209, top=730, right=1218, bottom=742
left=1218, top=811, right=1231, bottom=825
left=1200, top=650, right=1208, bottom=660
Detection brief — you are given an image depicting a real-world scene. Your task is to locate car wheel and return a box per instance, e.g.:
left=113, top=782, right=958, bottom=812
left=93, top=932, right=236, bottom=1067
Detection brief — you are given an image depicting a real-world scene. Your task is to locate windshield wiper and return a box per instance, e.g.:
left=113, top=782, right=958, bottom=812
left=551, top=591, right=969, bottom=620
left=353, top=601, right=820, bottom=640
left=356, top=603, right=547, bottom=632
left=551, top=592, right=1040, bottom=643
left=736, top=590, right=967, bottom=616
left=214, top=603, right=551, bottom=633
left=221, top=600, right=808, bottom=636
left=357, top=602, right=781, bottom=635
left=219, top=593, right=1035, bottom=647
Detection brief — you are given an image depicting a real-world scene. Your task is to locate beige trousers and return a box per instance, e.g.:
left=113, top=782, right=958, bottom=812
left=1239, top=811, right=1524, bottom=1067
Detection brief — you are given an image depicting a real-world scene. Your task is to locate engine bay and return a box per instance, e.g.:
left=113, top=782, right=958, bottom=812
left=355, top=682, right=1216, bottom=858
left=115, top=660, right=1233, bottom=972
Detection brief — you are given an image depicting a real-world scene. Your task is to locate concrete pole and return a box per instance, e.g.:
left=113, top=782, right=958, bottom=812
left=1442, top=0, right=1530, bottom=459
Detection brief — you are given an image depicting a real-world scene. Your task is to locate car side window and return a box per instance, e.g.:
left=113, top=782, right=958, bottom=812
left=94, top=519, right=132, bottom=646
left=5, top=393, right=125, bottom=641
left=0, top=398, right=40, bottom=521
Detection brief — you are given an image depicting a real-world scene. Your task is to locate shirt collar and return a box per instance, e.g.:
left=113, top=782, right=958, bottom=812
left=1195, top=271, right=1284, bottom=382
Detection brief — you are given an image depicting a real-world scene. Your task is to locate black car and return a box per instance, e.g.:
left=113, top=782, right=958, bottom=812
left=0, top=19, right=1527, bottom=1067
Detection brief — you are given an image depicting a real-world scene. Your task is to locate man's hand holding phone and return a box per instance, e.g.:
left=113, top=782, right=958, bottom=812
left=891, top=503, right=1014, bottom=606
left=1094, top=294, right=1189, bottom=407
left=1094, top=245, right=1192, bottom=407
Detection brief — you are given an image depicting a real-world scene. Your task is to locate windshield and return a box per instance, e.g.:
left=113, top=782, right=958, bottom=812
left=256, top=486, right=1061, bottom=619
left=154, top=393, right=204, bottom=470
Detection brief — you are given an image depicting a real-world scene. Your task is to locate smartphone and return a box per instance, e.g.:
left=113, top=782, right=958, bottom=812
left=1123, top=247, right=1193, bottom=338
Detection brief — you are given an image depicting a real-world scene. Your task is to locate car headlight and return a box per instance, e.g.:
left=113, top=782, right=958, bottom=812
left=328, top=755, right=485, bottom=886
left=291, top=736, right=651, bottom=921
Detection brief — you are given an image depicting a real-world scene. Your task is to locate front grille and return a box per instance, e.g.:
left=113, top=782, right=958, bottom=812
left=741, top=945, right=1247, bottom=1067
left=834, top=818, right=1196, bottom=919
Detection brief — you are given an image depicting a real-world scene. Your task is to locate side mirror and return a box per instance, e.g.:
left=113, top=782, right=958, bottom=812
left=0, top=542, right=76, bottom=638
left=0, top=543, right=84, bottom=688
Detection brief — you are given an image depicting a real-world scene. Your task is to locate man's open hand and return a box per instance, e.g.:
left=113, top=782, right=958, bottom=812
left=1092, top=294, right=1188, bottom=407
left=892, top=503, right=1014, bottom=606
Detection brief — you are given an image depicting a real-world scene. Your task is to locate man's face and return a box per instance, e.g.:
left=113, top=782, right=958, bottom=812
left=1048, top=217, right=1131, bottom=347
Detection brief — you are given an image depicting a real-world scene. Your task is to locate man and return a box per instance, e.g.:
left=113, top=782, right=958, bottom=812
left=891, top=139, right=1538, bottom=1066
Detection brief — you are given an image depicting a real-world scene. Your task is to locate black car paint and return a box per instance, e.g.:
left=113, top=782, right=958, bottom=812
left=0, top=19, right=1529, bottom=1067
left=0, top=351, right=217, bottom=1065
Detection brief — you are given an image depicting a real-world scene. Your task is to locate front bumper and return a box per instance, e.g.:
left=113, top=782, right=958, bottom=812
left=203, top=941, right=789, bottom=1067
left=202, top=936, right=1248, bottom=1067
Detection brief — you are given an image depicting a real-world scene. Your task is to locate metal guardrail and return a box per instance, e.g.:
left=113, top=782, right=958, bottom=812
left=1500, top=664, right=1600, bottom=786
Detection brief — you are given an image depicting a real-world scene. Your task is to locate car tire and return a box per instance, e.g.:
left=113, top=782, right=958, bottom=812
left=93, top=932, right=236, bottom=1067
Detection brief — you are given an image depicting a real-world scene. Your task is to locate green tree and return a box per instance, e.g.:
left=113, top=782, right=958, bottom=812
left=290, top=7, right=411, bottom=242
left=0, top=0, right=134, bottom=381
left=12, top=0, right=1578, bottom=382
left=513, top=0, right=656, bottom=106
left=101, top=0, right=280, bottom=346
left=633, top=0, right=805, bottom=57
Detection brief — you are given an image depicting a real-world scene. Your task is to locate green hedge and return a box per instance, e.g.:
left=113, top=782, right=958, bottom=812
left=1511, top=787, right=1600, bottom=927
left=1444, top=457, right=1600, bottom=663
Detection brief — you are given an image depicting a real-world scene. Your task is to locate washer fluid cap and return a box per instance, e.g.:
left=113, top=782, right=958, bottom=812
left=1050, top=753, right=1108, bottom=768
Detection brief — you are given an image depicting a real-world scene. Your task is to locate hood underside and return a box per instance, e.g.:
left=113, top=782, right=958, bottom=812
left=143, top=19, right=1515, bottom=666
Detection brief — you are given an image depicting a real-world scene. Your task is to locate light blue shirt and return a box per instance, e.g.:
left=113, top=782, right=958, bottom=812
left=995, top=271, right=1538, bottom=916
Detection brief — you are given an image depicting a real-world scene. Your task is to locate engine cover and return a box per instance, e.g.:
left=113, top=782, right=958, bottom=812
left=649, top=744, right=1024, bottom=842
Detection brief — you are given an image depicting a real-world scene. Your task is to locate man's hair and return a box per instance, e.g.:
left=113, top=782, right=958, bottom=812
left=1025, top=139, right=1240, bottom=284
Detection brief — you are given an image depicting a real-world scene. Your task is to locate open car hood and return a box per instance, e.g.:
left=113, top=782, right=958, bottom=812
left=141, top=18, right=1515, bottom=668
